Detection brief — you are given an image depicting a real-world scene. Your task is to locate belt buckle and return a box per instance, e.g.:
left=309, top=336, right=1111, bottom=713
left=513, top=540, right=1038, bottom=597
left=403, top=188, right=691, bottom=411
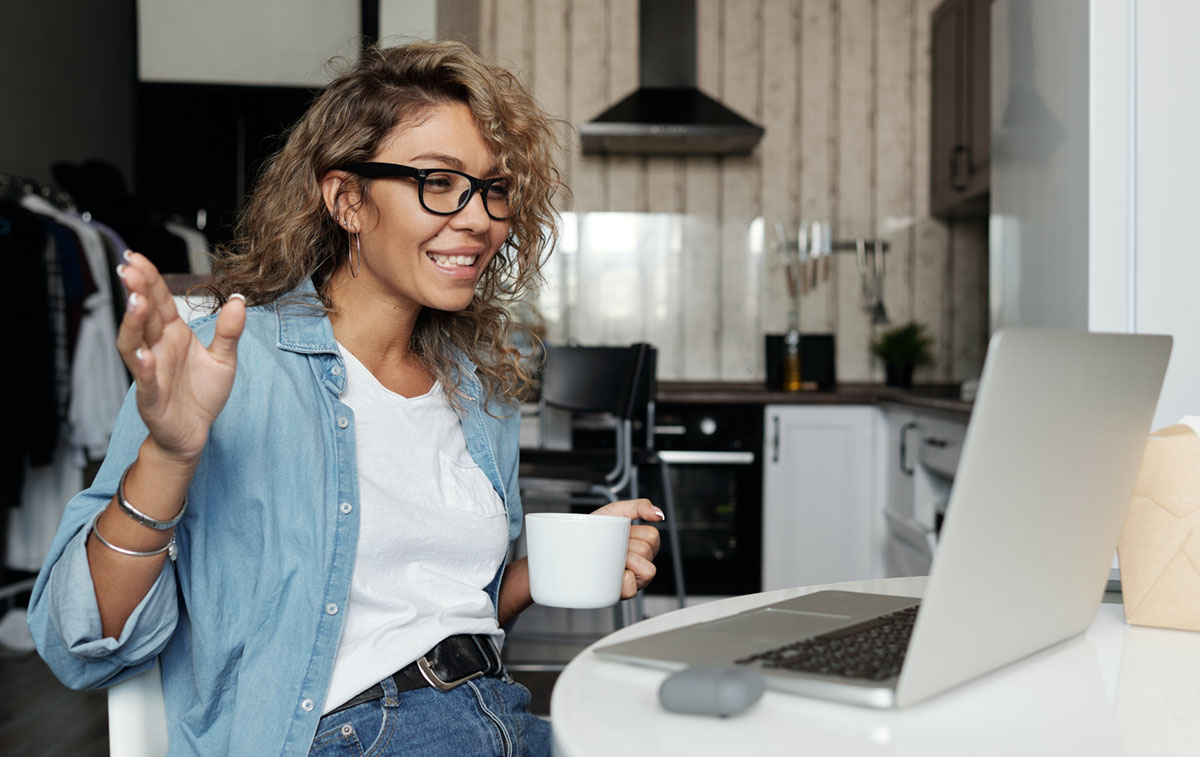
left=416, top=656, right=484, bottom=692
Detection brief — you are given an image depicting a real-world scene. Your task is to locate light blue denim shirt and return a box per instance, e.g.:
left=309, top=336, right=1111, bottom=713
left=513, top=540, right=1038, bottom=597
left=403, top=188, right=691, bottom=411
left=26, top=280, right=524, bottom=755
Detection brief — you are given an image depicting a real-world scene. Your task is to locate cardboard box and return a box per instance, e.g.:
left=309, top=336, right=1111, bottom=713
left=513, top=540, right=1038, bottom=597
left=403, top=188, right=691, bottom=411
left=1118, top=417, right=1200, bottom=632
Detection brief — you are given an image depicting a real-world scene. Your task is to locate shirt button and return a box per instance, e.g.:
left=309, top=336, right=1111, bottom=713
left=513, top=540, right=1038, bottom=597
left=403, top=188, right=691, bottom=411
left=337, top=417, right=349, bottom=428
left=341, top=724, right=354, bottom=737
left=301, top=698, right=315, bottom=712
left=339, top=502, right=352, bottom=514
left=326, top=603, right=338, bottom=615
left=331, top=365, right=343, bottom=376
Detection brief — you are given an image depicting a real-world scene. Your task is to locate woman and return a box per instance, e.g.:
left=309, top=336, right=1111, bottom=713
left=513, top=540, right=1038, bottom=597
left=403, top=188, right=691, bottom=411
left=28, top=41, right=662, bottom=755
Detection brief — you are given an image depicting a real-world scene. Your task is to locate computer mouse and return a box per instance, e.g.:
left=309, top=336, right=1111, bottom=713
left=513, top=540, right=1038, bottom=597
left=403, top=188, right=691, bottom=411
left=658, top=666, right=766, bottom=717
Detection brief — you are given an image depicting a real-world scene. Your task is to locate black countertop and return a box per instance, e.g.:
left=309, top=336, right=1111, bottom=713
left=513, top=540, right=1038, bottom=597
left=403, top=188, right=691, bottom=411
left=657, top=381, right=973, bottom=420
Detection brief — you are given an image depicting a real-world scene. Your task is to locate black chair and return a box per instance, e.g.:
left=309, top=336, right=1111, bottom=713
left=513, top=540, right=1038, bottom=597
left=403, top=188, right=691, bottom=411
left=518, top=343, right=686, bottom=614
left=519, top=344, right=646, bottom=507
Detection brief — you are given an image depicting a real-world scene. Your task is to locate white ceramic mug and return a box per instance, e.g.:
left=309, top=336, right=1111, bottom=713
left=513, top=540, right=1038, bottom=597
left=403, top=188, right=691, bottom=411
left=525, top=513, right=631, bottom=608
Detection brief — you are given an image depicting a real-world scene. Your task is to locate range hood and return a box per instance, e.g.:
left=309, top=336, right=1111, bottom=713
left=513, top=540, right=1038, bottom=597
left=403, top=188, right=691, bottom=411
left=579, top=0, right=764, bottom=156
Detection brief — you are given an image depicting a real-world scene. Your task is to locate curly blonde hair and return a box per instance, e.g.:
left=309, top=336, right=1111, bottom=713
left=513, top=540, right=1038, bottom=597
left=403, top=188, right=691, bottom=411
left=202, top=41, right=564, bottom=405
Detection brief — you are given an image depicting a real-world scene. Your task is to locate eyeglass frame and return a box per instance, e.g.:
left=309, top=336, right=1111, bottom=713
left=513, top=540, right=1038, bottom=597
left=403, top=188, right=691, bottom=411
left=339, top=161, right=514, bottom=221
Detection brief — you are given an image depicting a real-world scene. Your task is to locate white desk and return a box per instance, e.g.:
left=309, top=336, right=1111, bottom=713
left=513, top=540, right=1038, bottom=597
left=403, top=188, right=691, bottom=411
left=550, top=577, right=1200, bottom=756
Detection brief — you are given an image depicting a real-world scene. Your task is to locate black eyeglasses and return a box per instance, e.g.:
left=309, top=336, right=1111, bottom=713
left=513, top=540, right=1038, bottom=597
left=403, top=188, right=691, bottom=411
left=341, top=162, right=513, bottom=221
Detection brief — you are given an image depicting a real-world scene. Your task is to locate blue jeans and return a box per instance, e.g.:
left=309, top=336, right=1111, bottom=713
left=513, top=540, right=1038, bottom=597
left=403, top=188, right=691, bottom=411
left=308, top=672, right=551, bottom=756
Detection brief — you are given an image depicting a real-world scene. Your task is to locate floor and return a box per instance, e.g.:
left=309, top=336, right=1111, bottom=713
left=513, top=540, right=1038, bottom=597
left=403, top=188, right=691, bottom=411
left=0, top=627, right=563, bottom=756
left=0, top=645, right=108, bottom=757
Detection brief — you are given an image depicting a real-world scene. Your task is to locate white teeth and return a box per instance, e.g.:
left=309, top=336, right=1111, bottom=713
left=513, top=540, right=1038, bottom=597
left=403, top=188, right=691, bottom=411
left=428, top=253, right=476, bottom=267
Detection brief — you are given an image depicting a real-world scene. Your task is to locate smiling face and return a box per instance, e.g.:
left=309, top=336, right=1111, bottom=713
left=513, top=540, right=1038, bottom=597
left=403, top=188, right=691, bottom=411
left=333, top=101, right=511, bottom=318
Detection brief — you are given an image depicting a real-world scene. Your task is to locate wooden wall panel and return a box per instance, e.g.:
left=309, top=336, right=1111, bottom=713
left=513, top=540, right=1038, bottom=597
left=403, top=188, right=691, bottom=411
left=682, top=0, right=725, bottom=379
left=474, top=0, right=989, bottom=383
left=760, top=0, right=801, bottom=339
left=718, top=0, right=763, bottom=379
left=605, top=0, right=644, bottom=212
left=566, top=0, right=607, bottom=212
left=950, top=216, right=988, bottom=380
left=797, top=0, right=836, bottom=334
left=910, top=0, right=952, bottom=383
left=875, top=0, right=916, bottom=351
left=834, top=0, right=874, bottom=382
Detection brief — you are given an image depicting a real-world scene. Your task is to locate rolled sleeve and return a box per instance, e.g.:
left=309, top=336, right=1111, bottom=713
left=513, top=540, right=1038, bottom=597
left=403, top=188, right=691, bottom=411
left=26, top=385, right=180, bottom=690
left=47, top=523, right=178, bottom=664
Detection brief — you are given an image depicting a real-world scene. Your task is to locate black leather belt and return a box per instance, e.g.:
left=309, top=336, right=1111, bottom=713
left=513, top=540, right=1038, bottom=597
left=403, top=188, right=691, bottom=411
left=326, top=635, right=503, bottom=717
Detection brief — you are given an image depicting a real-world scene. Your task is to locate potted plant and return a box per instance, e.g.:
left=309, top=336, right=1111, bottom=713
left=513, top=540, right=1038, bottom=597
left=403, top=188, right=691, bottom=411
left=871, top=321, right=935, bottom=388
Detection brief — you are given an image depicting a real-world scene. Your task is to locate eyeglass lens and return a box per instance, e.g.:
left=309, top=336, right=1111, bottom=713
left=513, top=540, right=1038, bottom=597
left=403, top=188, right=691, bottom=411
left=421, top=171, right=511, bottom=220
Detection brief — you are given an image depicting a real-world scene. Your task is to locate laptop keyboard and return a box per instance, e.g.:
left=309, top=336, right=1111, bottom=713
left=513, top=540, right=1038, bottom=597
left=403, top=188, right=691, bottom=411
left=735, top=605, right=920, bottom=682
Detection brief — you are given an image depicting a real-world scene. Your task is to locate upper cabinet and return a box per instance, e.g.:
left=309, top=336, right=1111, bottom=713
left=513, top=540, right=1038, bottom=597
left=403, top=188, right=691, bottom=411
left=930, top=0, right=991, bottom=218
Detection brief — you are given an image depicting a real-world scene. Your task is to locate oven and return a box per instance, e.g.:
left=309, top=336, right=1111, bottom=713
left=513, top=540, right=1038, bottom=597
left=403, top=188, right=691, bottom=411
left=641, top=403, right=763, bottom=597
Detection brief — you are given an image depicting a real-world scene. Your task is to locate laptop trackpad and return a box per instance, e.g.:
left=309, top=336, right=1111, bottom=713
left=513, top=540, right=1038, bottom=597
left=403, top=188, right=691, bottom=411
left=701, top=608, right=853, bottom=648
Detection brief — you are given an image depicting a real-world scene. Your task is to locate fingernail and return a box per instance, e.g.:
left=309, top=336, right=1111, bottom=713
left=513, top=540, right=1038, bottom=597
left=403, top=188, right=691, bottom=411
left=135, top=348, right=146, bottom=363
left=116, top=264, right=127, bottom=279
left=127, top=291, right=139, bottom=310
left=123, top=249, right=133, bottom=262
left=653, top=507, right=665, bottom=521
left=229, top=293, right=246, bottom=303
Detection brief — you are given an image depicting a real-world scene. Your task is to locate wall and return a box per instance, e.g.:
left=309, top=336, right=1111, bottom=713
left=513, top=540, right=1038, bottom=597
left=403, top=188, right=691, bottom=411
left=1134, top=0, right=1200, bottom=428
left=0, top=0, right=135, bottom=186
left=993, top=0, right=1200, bottom=429
left=989, top=0, right=1088, bottom=332
left=138, top=0, right=359, bottom=86
left=474, top=0, right=989, bottom=383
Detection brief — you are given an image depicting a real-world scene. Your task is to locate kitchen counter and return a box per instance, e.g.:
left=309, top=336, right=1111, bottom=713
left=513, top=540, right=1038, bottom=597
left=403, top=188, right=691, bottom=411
left=657, top=381, right=973, bottom=420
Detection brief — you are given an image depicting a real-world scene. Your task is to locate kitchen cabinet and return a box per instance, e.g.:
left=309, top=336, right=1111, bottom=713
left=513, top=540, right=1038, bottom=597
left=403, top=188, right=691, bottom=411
left=880, top=405, right=968, bottom=577
left=930, top=0, right=990, bottom=218
left=761, top=406, right=880, bottom=590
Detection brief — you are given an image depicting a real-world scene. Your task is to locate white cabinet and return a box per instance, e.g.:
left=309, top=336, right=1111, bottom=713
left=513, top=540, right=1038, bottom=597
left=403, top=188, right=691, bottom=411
left=762, top=405, right=881, bottom=590
left=879, top=406, right=968, bottom=578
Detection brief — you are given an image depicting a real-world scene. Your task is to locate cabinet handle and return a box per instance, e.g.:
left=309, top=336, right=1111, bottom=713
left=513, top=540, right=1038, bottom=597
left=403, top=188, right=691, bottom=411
left=925, top=437, right=949, bottom=449
left=899, top=421, right=918, bottom=476
left=772, top=415, right=780, bottom=464
left=951, top=144, right=968, bottom=192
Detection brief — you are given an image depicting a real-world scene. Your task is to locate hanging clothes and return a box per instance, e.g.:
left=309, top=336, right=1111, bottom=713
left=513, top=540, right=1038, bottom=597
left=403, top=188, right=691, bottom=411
left=0, top=200, right=59, bottom=498
left=165, top=219, right=212, bottom=275
left=4, top=192, right=127, bottom=573
left=21, top=194, right=127, bottom=461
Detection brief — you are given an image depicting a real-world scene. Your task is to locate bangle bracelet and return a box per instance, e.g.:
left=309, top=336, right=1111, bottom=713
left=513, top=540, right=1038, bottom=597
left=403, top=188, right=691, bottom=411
left=116, top=463, right=187, bottom=530
left=91, top=511, right=177, bottom=560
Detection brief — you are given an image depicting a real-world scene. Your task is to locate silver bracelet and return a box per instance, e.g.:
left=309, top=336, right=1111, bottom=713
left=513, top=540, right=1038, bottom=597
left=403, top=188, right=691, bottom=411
left=116, top=463, right=187, bottom=530
left=91, top=511, right=178, bottom=560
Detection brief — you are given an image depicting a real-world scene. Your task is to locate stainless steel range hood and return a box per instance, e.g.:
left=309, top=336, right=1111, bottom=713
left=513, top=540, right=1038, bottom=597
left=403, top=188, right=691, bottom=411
left=579, top=0, right=764, bottom=156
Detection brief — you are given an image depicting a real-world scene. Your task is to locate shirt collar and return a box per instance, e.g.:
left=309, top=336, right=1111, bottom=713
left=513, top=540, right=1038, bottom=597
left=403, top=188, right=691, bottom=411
left=271, top=278, right=482, bottom=398
left=273, top=278, right=339, bottom=355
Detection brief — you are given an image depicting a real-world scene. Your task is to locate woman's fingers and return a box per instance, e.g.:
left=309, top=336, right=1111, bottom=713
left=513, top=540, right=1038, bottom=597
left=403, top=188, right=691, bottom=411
left=208, top=294, right=246, bottom=366
left=116, top=255, right=167, bottom=346
left=588, top=499, right=664, bottom=598
left=115, top=285, right=147, bottom=368
left=630, top=524, right=661, bottom=558
left=131, top=345, right=161, bottom=407
left=621, top=549, right=658, bottom=597
left=591, top=498, right=665, bottom=523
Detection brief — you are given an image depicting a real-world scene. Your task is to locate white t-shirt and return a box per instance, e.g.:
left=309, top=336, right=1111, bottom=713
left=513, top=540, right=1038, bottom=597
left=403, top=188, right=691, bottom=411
left=323, top=344, right=509, bottom=714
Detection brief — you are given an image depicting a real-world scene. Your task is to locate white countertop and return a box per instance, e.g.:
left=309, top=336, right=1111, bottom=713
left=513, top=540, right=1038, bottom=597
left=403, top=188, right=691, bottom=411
left=550, top=577, right=1200, bottom=756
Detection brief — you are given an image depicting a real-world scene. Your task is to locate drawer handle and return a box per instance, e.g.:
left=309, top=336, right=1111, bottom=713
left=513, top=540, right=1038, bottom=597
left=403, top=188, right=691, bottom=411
left=772, top=415, right=780, bottom=464
left=900, top=421, right=918, bottom=475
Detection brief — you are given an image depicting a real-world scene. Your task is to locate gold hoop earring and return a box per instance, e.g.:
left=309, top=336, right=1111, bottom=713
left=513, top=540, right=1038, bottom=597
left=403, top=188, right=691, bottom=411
left=347, top=231, right=361, bottom=278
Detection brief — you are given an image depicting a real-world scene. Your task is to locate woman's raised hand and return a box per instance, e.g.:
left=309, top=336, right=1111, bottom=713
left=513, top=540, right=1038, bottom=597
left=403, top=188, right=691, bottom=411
left=115, top=251, right=246, bottom=465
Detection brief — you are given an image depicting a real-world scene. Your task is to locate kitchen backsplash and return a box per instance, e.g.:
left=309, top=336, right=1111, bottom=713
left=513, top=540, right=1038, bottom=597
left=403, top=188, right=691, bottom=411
left=470, top=0, right=988, bottom=382
left=531, top=211, right=986, bottom=383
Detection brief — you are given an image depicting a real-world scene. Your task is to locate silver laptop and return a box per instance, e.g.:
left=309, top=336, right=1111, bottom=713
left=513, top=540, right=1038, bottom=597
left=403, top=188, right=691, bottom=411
left=595, top=329, right=1171, bottom=708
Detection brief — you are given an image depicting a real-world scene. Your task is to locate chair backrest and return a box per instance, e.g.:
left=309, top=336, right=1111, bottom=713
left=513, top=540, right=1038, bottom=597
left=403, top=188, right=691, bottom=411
left=539, top=344, right=650, bottom=419
left=108, top=662, right=169, bottom=756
